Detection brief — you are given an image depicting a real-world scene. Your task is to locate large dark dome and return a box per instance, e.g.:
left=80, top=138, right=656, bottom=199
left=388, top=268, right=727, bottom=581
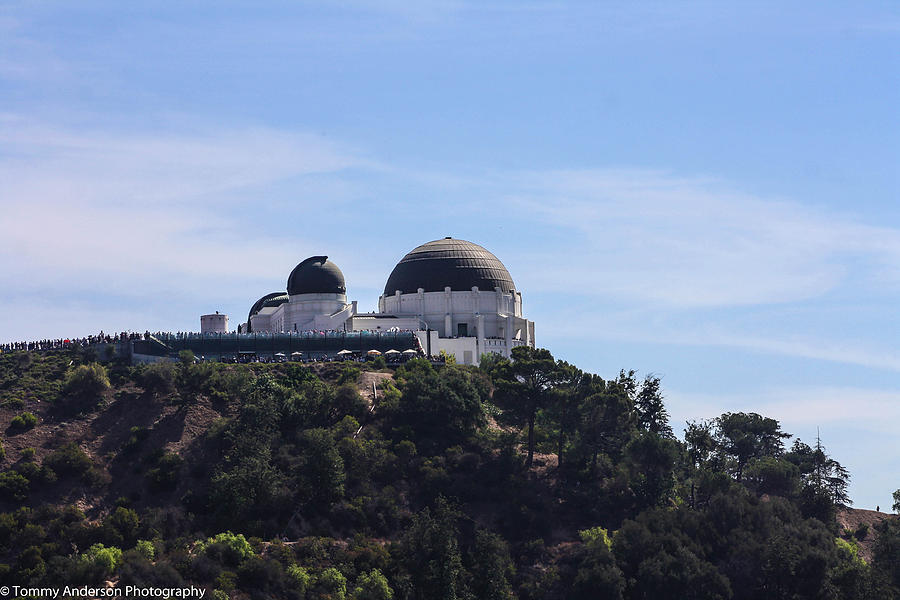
left=383, top=238, right=516, bottom=295
left=287, top=256, right=346, bottom=296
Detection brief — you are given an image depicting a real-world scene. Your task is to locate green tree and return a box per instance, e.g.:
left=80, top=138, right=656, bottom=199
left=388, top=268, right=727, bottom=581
left=296, top=428, right=346, bottom=507
left=893, top=489, right=900, bottom=514
left=632, top=373, right=673, bottom=438
left=624, top=431, right=681, bottom=509
left=574, top=382, right=635, bottom=475
left=397, top=498, right=467, bottom=600
left=493, top=347, right=560, bottom=468
left=546, top=363, right=602, bottom=471
left=684, top=419, right=716, bottom=509
left=469, top=530, right=515, bottom=600
left=352, top=569, right=393, bottom=600
left=613, top=512, right=730, bottom=600
left=743, top=456, right=800, bottom=497
left=102, top=507, right=140, bottom=547
left=714, top=412, right=790, bottom=482
left=572, top=526, right=624, bottom=600
left=786, top=436, right=852, bottom=513
left=391, top=362, right=488, bottom=453
left=314, top=567, right=347, bottom=600
left=872, top=519, right=900, bottom=595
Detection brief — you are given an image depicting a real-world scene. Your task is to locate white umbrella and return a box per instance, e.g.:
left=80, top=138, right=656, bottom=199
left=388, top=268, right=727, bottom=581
left=402, top=349, right=419, bottom=355
left=367, top=349, right=382, bottom=356
left=291, top=351, right=303, bottom=357
left=337, top=349, right=354, bottom=355
left=275, top=352, right=286, bottom=357
left=384, top=349, right=401, bottom=355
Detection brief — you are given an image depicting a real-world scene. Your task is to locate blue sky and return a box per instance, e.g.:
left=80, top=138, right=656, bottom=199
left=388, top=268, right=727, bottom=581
left=1, top=1, right=898, bottom=509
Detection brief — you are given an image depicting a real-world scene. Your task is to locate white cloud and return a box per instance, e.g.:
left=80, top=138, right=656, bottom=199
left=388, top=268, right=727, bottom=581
left=667, top=385, right=900, bottom=431
left=0, top=119, right=366, bottom=298
left=486, top=168, right=900, bottom=307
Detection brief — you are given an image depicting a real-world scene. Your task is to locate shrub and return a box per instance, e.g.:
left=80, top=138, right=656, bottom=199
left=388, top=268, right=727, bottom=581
left=287, top=564, right=311, bottom=593
left=334, top=384, right=369, bottom=422
left=79, top=543, right=123, bottom=575
left=135, top=540, right=156, bottom=560
left=0, top=471, right=29, bottom=501
left=140, top=362, right=177, bottom=397
left=13, top=461, right=40, bottom=480
left=1, top=398, right=25, bottom=410
left=104, top=507, right=140, bottom=547
left=146, top=452, right=183, bottom=492
left=352, top=569, right=393, bottom=600
left=122, top=426, right=150, bottom=454
left=61, top=363, right=110, bottom=413
left=579, top=526, right=613, bottom=551
left=197, top=532, right=256, bottom=566
left=20, top=447, right=35, bottom=460
left=236, top=556, right=283, bottom=593
left=10, top=412, right=37, bottom=430
left=315, top=567, right=347, bottom=600
left=338, top=365, right=362, bottom=385
left=43, top=443, right=97, bottom=484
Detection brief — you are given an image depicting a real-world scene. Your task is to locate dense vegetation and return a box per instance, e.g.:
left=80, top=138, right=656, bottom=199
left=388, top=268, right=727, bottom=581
left=0, top=346, right=897, bottom=599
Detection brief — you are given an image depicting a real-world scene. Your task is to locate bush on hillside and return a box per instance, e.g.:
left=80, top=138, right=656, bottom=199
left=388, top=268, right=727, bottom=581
left=60, top=363, right=110, bottom=413
left=9, top=412, right=38, bottom=431
left=43, top=443, right=102, bottom=486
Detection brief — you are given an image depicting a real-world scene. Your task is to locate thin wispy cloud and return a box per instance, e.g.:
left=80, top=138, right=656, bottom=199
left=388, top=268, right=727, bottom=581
left=489, top=169, right=900, bottom=307
left=0, top=119, right=366, bottom=298
left=666, top=385, right=900, bottom=433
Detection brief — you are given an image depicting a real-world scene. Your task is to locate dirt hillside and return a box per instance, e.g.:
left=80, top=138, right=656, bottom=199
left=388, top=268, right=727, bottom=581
left=837, top=507, right=896, bottom=562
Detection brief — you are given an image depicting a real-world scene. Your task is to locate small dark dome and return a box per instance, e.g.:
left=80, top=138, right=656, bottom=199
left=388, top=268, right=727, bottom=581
left=246, top=292, right=287, bottom=333
left=384, top=238, right=516, bottom=295
left=287, top=256, right=346, bottom=296
left=261, top=294, right=290, bottom=308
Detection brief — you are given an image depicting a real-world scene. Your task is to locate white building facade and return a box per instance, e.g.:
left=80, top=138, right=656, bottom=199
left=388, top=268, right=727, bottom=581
left=240, top=238, right=535, bottom=365
left=200, top=312, right=229, bottom=334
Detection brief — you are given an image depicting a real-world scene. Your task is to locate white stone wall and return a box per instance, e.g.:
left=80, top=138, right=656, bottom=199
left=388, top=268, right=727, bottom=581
left=200, top=313, right=229, bottom=333
left=253, top=292, right=354, bottom=332
left=250, top=308, right=276, bottom=333
left=380, top=286, right=534, bottom=362
left=347, top=314, right=422, bottom=331
left=380, top=287, right=523, bottom=338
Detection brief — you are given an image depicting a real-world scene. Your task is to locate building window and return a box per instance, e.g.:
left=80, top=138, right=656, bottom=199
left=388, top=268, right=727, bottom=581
left=457, top=323, right=468, bottom=337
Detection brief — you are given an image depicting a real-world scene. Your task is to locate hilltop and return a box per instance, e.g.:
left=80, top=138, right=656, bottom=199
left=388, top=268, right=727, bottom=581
left=0, top=348, right=898, bottom=599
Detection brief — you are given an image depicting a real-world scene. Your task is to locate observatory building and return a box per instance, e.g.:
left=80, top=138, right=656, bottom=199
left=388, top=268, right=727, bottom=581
left=241, top=238, right=534, bottom=365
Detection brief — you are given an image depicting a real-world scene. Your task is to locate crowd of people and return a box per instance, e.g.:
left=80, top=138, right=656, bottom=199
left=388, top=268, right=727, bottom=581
left=0, top=331, right=145, bottom=353
left=2, top=329, right=430, bottom=362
